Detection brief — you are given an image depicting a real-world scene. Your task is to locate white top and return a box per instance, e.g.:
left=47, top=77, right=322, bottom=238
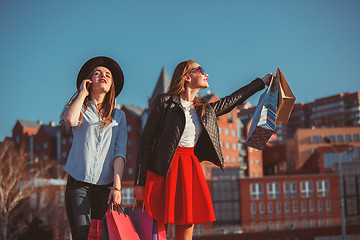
left=178, top=98, right=203, bottom=147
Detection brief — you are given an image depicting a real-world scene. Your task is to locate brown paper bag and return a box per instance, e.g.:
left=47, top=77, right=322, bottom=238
left=276, top=68, right=296, bottom=123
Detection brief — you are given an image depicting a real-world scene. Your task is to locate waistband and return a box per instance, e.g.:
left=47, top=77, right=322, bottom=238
left=175, top=146, right=195, bottom=154
left=67, top=175, right=113, bottom=188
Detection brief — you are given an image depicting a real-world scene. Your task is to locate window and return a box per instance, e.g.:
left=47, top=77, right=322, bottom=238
left=268, top=202, right=274, bottom=218
left=226, top=156, right=231, bottom=162
left=336, top=135, right=343, bottom=142
left=127, top=168, right=133, bottom=175
left=311, top=136, right=322, bottom=143
left=228, top=112, right=233, bottom=122
left=251, top=203, right=257, bottom=219
left=326, top=218, right=332, bottom=226
left=318, top=200, right=323, bottom=216
left=285, top=201, right=290, bottom=218
left=269, top=221, right=275, bottom=230
left=328, top=135, right=335, bottom=142
left=219, top=127, right=222, bottom=134
left=233, top=143, right=237, bottom=150
left=345, top=135, right=351, bottom=141
left=225, top=128, right=229, bottom=135
left=62, top=138, right=66, bottom=145
left=251, top=222, right=258, bottom=231
left=250, top=183, right=264, bottom=200
left=310, top=200, right=315, bottom=216
left=284, top=182, right=297, bottom=198
left=301, top=200, right=307, bottom=217
left=122, top=188, right=135, bottom=205
left=127, top=125, right=132, bottom=132
left=301, top=181, right=314, bottom=198
left=276, top=221, right=282, bottom=230
left=276, top=201, right=282, bottom=218
left=233, top=157, right=237, bottom=163
left=310, top=219, right=316, bottom=228
left=232, top=129, right=237, bottom=136
left=213, top=180, right=240, bottom=225
left=127, top=139, right=132, bottom=146
left=220, top=141, right=223, bottom=147
left=225, top=142, right=230, bottom=149
left=256, top=160, right=261, bottom=166
left=250, top=159, right=254, bottom=165
left=326, top=199, right=331, bottom=216
left=352, top=134, right=359, bottom=141
left=267, top=182, right=280, bottom=199
left=317, top=180, right=330, bottom=197
left=43, top=142, right=48, bottom=149
left=260, top=221, right=266, bottom=231
left=259, top=202, right=265, bottom=218
left=293, top=201, right=299, bottom=217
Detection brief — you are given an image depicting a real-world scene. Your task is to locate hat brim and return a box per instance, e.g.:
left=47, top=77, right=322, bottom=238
left=77, top=56, right=124, bottom=97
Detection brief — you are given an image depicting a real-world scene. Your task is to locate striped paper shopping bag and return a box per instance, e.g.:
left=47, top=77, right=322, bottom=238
left=245, top=76, right=279, bottom=150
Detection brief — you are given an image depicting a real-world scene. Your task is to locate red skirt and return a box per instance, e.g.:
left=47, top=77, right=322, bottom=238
left=143, top=147, right=216, bottom=225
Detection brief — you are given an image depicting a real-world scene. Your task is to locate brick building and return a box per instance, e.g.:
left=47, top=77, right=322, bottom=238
left=293, top=126, right=360, bottom=169
left=239, top=174, right=341, bottom=232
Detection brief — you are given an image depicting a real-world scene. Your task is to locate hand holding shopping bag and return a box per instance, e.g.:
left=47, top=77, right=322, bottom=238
left=104, top=204, right=140, bottom=240
left=245, top=76, right=279, bottom=150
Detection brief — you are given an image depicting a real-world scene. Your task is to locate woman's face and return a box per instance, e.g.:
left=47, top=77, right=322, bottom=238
left=90, top=66, right=113, bottom=93
left=186, top=62, right=209, bottom=90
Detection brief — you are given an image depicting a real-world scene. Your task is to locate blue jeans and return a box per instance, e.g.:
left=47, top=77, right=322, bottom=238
left=65, top=175, right=112, bottom=240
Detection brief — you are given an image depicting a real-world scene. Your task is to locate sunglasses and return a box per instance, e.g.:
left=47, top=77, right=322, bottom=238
left=190, top=66, right=205, bottom=75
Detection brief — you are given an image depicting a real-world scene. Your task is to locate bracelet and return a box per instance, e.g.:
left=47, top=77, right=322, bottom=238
left=110, top=187, right=122, bottom=193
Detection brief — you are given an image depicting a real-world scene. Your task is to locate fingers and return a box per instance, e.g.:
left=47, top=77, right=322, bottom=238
left=107, top=192, right=112, bottom=204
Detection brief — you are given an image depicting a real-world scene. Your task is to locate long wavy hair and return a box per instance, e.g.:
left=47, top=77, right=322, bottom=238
left=65, top=68, right=115, bottom=128
left=167, top=60, right=206, bottom=116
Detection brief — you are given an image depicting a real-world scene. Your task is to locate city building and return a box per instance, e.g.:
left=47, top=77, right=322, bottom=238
left=239, top=174, right=341, bottom=232
left=293, top=126, right=360, bottom=169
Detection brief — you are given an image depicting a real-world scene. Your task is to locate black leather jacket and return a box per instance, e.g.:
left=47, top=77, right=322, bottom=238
left=135, top=78, right=265, bottom=186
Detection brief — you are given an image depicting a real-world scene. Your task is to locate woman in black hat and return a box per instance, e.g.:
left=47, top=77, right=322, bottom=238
left=61, top=56, right=127, bottom=240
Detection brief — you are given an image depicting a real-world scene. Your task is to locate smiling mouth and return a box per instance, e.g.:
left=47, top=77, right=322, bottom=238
left=99, top=79, right=107, bottom=83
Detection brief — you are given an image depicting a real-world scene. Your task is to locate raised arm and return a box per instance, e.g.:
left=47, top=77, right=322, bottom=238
left=210, top=78, right=265, bottom=117
left=62, top=79, right=91, bottom=126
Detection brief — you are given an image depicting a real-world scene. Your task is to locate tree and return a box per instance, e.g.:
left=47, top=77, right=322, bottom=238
left=0, top=140, right=53, bottom=240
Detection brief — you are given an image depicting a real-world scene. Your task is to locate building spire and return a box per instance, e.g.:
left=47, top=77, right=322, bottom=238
left=151, top=67, right=170, bottom=99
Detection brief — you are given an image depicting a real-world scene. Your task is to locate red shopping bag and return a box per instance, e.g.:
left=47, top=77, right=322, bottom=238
left=105, top=204, right=140, bottom=240
left=87, top=219, right=102, bottom=240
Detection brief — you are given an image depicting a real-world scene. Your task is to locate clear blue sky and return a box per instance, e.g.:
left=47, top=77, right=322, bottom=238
left=1, top=0, right=359, bottom=141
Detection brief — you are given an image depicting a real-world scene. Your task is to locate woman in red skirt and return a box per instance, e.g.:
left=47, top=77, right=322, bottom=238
left=134, top=60, right=273, bottom=239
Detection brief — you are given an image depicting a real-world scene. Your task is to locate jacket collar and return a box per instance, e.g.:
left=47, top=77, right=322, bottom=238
left=171, top=94, right=181, bottom=105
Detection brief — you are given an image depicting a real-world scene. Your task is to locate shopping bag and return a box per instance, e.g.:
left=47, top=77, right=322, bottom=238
left=124, top=202, right=153, bottom=240
left=245, top=76, right=279, bottom=150
left=88, top=219, right=102, bottom=240
left=152, top=220, right=167, bottom=240
left=124, top=201, right=166, bottom=240
left=102, top=215, right=109, bottom=240
left=275, top=68, right=295, bottom=123
left=105, top=204, right=140, bottom=240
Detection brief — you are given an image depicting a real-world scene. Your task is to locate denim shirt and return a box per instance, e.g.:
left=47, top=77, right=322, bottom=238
left=63, top=101, right=127, bottom=185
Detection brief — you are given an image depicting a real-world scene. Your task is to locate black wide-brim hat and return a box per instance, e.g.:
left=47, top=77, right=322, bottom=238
left=77, top=56, right=124, bottom=97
